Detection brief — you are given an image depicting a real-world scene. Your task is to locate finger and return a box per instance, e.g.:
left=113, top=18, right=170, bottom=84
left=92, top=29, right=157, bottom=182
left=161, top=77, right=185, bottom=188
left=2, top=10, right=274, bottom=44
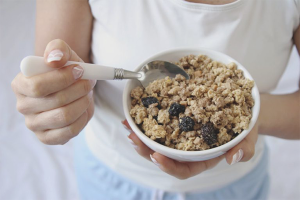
left=26, top=92, right=93, bottom=131
left=44, top=39, right=83, bottom=68
left=36, top=110, right=89, bottom=145
left=86, top=91, right=95, bottom=122
left=121, top=119, right=133, bottom=132
left=128, top=132, right=154, bottom=161
left=17, top=79, right=96, bottom=114
left=226, top=126, right=258, bottom=165
left=151, top=153, right=224, bottom=180
left=14, top=64, right=85, bottom=97
left=12, top=39, right=86, bottom=97
left=15, top=92, right=28, bottom=114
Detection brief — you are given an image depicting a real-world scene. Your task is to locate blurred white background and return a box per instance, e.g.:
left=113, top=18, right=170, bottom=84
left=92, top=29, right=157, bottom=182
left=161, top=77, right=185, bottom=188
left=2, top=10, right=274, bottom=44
left=0, top=1, right=299, bottom=200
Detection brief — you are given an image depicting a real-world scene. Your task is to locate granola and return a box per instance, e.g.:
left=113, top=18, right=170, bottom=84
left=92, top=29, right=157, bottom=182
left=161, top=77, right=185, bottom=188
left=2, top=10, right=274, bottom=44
left=130, top=54, right=254, bottom=151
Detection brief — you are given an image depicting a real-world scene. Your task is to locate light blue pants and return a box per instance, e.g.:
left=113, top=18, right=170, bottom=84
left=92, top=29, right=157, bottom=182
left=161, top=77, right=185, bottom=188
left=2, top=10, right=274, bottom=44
left=74, top=132, right=270, bottom=200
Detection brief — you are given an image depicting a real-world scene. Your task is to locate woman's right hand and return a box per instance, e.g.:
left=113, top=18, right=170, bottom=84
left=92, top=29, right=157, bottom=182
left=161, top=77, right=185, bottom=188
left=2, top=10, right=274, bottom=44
left=11, top=39, right=96, bottom=145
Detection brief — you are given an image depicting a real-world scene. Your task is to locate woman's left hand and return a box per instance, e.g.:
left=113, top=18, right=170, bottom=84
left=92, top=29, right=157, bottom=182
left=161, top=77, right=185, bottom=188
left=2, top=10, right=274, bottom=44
left=122, top=120, right=258, bottom=180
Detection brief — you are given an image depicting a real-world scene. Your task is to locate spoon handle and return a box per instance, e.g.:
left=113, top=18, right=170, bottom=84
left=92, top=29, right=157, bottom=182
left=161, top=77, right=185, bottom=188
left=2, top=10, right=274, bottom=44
left=20, top=56, right=140, bottom=80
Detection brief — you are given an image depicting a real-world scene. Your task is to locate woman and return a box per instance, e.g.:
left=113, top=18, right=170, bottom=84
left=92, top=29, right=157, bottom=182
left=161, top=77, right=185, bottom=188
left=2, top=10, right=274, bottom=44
left=12, top=0, right=300, bottom=199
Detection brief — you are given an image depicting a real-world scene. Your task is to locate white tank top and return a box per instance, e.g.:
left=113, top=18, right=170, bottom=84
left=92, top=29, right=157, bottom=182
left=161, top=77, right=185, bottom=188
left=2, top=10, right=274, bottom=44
left=85, top=0, right=300, bottom=192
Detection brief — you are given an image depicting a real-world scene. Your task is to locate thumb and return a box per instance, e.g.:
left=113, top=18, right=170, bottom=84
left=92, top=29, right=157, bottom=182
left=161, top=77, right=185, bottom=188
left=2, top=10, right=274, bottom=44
left=225, top=125, right=258, bottom=165
left=44, top=39, right=84, bottom=68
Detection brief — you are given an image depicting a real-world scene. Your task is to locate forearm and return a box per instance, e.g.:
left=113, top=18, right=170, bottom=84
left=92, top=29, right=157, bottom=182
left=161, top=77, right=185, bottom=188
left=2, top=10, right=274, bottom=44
left=258, top=91, right=300, bottom=139
left=35, top=0, right=93, bottom=62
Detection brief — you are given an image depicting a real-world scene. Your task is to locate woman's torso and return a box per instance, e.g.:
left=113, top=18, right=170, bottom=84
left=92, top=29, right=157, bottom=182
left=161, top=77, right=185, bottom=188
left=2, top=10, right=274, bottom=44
left=85, top=0, right=299, bottom=192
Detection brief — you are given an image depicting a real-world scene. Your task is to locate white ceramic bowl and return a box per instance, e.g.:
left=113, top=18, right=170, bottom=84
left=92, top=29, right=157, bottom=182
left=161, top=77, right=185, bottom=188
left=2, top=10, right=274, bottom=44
left=123, top=48, right=260, bottom=162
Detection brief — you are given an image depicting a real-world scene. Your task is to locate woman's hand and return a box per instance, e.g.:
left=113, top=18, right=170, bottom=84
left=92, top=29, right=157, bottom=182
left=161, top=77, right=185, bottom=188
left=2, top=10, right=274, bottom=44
left=12, top=39, right=96, bottom=145
left=122, top=120, right=258, bottom=180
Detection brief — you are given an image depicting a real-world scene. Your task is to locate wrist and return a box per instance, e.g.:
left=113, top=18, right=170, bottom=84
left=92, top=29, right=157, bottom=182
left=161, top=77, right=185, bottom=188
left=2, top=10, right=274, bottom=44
left=256, top=93, right=268, bottom=135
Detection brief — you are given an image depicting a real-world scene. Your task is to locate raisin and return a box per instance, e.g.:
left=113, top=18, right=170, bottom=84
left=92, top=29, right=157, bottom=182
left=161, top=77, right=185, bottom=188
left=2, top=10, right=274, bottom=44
left=179, top=117, right=195, bottom=132
left=201, top=123, right=218, bottom=145
left=141, top=97, right=159, bottom=108
left=168, top=103, right=185, bottom=116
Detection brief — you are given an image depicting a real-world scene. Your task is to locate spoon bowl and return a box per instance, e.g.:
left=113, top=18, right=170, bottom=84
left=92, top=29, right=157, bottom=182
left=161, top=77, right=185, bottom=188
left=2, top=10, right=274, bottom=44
left=136, top=60, right=190, bottom=87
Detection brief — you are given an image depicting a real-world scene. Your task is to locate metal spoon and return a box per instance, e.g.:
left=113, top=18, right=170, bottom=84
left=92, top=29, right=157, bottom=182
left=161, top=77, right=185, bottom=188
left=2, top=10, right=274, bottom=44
left=20, top=56, right=190, bottom=87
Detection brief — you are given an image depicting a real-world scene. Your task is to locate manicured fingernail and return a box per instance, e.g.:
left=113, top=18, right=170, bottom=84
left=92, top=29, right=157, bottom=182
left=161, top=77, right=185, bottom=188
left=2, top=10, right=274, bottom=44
left=121, top=121, right=132, bottom=132
left=72, top=66, right=84, bottom=80
left=88, top=91, right=93, bottom=102
left=90, top=80, right=97, bottom=88
left=47, top=49, right=63, bottom=62
left=150, top=154, right=160, bottom=167
left=127, top=137, right=138, bottom=150
left=230, top=149, right=244, bottom=165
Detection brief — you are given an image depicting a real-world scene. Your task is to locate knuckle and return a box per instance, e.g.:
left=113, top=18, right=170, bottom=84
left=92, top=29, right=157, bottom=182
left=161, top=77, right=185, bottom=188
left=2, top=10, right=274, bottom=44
left=29, top=80, right=45, bottom=97
left=59, top=71, right=71, bottom=87
left=11, top=74, right=23, bottom=93
left=84, top=94, right=91, bottom=106
left=16, top=102, right=29, bottom=114
left=68, top=111, right=88, bottom=138
left=52, top=39, right=66, bottom=47
left=39, top=136, right=51, bottom=145
left=66, top=119, right=82, bottom=139
left=39, top=131, right=63, bottom=145
left=58, top=139, right=70, bottom=145
left=67, top=126, right=80, bottom=138
left=57, top=108, right=72, bottom=125
left=80, top=111, right=89, bottom=126
left=25, top=117, right=36, bottom=131
left=176, top=174, right=189, bottom=180
left=36, top=133, right=45, bottom=144
left=39, top=132, right=53, bottom=145
left=88, top=105, right=95, bottom=120
left=56, top=92, right=68, bottom=106
left=11, top=79, right=18, bottom=92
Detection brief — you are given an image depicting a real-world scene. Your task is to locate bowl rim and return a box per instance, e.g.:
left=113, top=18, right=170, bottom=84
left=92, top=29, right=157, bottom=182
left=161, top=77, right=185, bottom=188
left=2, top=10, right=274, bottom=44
left=123, top=47, right=260, bottom=156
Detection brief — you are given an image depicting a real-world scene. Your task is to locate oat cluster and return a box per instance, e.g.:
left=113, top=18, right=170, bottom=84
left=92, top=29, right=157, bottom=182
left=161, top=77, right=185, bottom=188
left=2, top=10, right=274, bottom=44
left=130, top=54, right=254, bottom=151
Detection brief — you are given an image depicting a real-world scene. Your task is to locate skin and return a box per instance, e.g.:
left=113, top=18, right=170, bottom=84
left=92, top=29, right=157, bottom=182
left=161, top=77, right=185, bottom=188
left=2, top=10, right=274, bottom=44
left=11, top=0, right=300, bottom=180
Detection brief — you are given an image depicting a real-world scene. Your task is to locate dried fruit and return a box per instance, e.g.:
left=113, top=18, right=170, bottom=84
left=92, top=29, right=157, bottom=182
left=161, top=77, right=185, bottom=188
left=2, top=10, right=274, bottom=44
left=168, top=103, right=185, bottom=116
left=141, top=97, right=159, bottom=108
left=179, top=117, right=195, bottom=132
left=201, top=123, right=218, bottom=145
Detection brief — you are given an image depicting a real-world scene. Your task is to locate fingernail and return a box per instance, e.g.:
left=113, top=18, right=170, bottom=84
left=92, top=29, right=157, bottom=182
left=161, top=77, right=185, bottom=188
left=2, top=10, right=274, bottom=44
left=230, top=149, right=244, bottom=165
left=88, top=91, right=93, bottom=102
left=121, top=121, right=132, bottom=132
left=47, top=49, right=63, bottom=62
left=72, top=66, right=84, bottom=80
left=90, top=80, right=97, bottom=88
left=150, top=154, right=160, bottom=167
left=127, top=137, right=138, bottom=150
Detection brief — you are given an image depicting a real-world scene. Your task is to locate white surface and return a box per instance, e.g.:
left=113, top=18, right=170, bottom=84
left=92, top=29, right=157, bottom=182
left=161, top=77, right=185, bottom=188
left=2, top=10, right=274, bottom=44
left=0, top=1, right=79, bottom=200
left=0, top=1, right=299, bottom=200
